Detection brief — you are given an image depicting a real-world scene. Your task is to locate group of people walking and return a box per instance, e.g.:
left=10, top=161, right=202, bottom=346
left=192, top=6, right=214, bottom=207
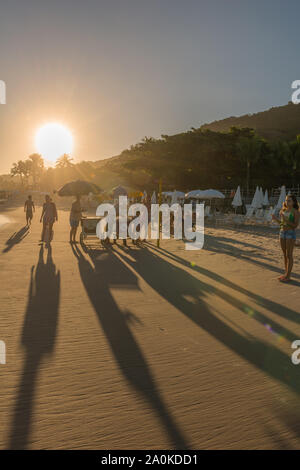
left=24, top=193, right=300, bottom=282
left=24, top=194, right=82, bottom=244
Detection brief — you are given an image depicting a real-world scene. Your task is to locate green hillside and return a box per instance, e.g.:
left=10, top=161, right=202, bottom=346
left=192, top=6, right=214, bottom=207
left=201, top=102, right=300, bottom=141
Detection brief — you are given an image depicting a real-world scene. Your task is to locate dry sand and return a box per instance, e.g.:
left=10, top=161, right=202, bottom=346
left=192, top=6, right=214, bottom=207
left=0, top=203, right=300, bottom=449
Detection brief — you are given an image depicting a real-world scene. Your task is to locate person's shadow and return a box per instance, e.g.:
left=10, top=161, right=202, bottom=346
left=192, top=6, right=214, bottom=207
left=114, top=244, right=300, bottom=398
left=71, top=243, right=188, bottom=449
left=3, top=226, right=29, bottom=253
left=8, top=245, right=60, bottom=449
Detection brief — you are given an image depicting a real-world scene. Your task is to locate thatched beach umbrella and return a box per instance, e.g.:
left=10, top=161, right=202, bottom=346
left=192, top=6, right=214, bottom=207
left=112, top=185, right=128, bottom=198
left=58, top=180, right=101, bottom=196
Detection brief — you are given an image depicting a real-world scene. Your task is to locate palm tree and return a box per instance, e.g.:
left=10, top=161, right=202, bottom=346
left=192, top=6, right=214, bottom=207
left=10, top=162, right=22, bottom=184
left=28, top=153, right=44, bottom=188
left=10, top=160, right=28, bottom=186
left=55, top=154, right=74, bottom=169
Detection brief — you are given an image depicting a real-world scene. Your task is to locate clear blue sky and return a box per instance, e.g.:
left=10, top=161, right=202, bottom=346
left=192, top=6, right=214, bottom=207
left=0, top=0, right=299, bottom=172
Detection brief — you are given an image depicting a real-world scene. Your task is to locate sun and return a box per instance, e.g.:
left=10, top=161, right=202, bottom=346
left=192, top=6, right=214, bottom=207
left=35, top=123, right=74, bottom=162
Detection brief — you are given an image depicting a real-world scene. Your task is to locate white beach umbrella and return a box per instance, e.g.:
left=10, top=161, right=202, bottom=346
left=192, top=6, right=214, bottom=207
left=151, top=191, right=156, bottom=204
left=186, top=189, right=225, bottom=199
left=174, top=191, right=185, bottom=199
left=276, top=185, right=286, bottom=209
left=250, top=186, right=261, bottom=209
left=185, top=189, right=203, bottom=198
left=263, top=189, right=269, bottom=206
left=232, top=186, right=242, bottom=207
left=200, top=189, right=225, bottom=199
left=259, top=187, right=264, bottom=206
left=163, top=190, right=185, bottom=198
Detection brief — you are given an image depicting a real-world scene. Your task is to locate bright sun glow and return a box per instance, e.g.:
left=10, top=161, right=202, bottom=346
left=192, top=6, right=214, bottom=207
left=35, top=123, right=74, bottom=162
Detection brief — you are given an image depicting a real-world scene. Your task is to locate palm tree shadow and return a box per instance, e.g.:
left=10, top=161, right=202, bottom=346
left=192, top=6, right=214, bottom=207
left=115, top=245, right=300, bottom=397
left=8, top=245, right=60, bottom=449
left=3, top=226, right=29, bottom=253
left=71, top=243, right=188, bottom=449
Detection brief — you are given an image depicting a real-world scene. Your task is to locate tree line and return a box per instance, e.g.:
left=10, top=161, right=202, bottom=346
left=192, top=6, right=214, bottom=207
left=8, top=127, right=300, bottom=193
left=105, top=126, right=300, bottom=192
left=9, top=154, right=74, bottom=189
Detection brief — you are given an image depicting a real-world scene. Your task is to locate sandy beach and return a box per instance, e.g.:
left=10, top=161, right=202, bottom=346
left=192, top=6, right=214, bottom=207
left=1, top=203, right=300, bottom=449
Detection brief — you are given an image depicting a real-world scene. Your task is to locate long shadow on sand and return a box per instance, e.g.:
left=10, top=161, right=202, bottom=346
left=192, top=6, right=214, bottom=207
left=8, top=245, right=60, bottom=449
left=71, top=242, right=188, bottom=449
left=3, top=226, right=29, bottom=253
left=113, top=244, right=300, bottom=400
left=202, top=234, right=300, bottom=280
left=145, top=242, right=300, bottom=325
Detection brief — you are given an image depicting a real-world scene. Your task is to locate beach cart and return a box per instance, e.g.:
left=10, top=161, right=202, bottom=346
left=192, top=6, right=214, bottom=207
left=80, top=216, right=137, bottom=245
left=80, top=216, right=102, bottom=243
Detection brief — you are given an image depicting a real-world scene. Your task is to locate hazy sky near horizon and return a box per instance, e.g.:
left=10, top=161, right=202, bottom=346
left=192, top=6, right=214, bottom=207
left=0, top=0, right=299, bottom=172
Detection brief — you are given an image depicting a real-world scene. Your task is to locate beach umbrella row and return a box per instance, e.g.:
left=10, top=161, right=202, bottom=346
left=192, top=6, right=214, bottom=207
left=250, top=186, right=270, bottom=209
left=147, top=185, right=286, bottom=210
left=230, top=185, right=271, bottom=209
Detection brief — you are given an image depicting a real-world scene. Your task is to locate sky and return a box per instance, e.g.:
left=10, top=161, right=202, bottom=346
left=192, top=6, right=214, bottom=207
left=0, top=0, right=299, bottom=173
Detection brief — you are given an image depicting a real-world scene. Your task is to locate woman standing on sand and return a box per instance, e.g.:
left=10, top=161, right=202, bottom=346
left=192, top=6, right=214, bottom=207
left=272, top=194, right=299, bottom=282
left=40, top=195, right=58, bottom=243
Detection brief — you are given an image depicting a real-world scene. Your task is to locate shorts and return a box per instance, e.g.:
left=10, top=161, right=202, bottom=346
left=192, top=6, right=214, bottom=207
left=70, top=218, right=79, bottom=228
left=280, top=229, right=296, bottom=241
left=26, top=211, right=33, bottom=219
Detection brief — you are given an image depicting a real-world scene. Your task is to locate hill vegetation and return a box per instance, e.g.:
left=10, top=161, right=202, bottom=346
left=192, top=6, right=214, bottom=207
left=201, top=102, right=300, bottom=141
left=4, top=103, right=300, bottom=194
